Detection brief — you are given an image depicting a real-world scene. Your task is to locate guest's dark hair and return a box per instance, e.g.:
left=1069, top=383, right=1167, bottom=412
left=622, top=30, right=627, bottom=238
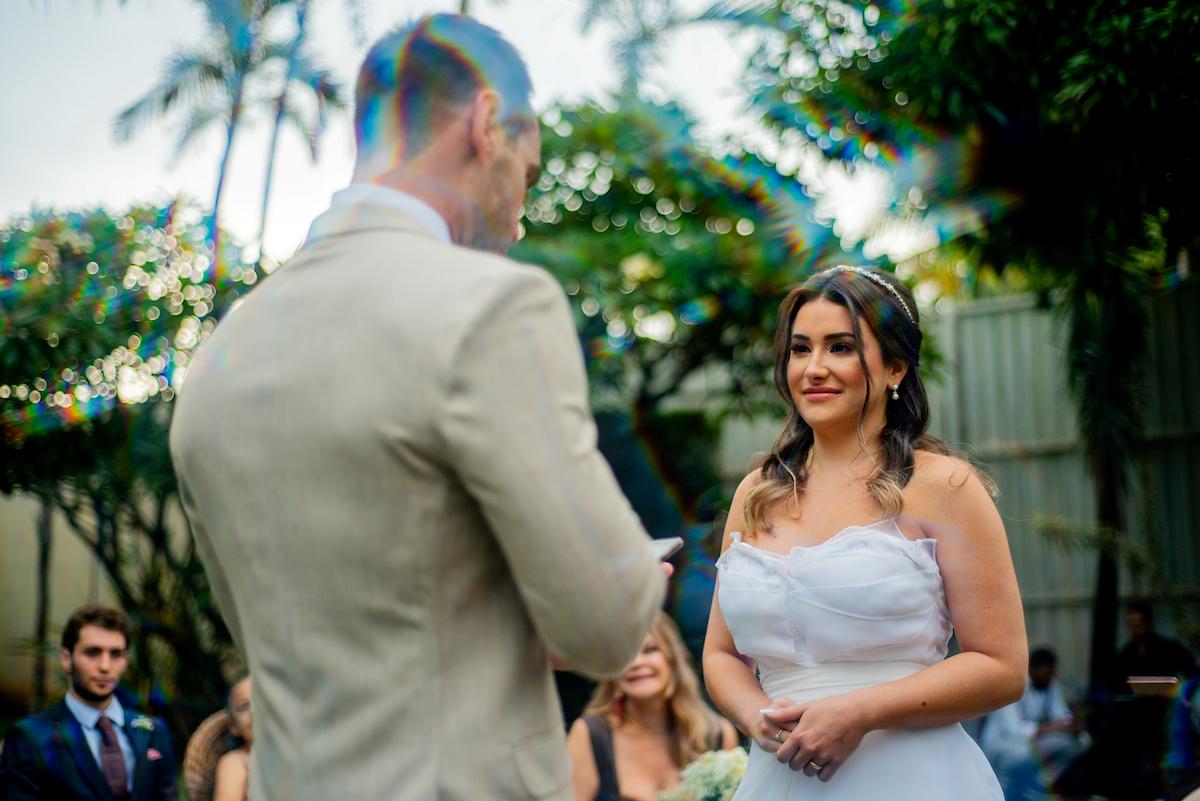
left=1029, top=647, right=1058, bottom=669
left=354, top=13, right=535, bottom=157
left=743, top=266, right=993, bottom=535
left=62, top=604, right=130, bottom=653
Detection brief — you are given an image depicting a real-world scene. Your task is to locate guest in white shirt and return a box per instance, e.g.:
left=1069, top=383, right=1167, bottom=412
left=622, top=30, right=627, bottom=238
left=981, top=646, right=1087, bottom=801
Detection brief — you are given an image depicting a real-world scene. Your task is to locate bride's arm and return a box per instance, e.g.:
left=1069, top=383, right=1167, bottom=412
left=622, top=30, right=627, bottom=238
left=852, top=452, right=1027, bottom=727
left=703, top=473, right=788, bottom=752
left=768, top=453, right=1027, bottom=779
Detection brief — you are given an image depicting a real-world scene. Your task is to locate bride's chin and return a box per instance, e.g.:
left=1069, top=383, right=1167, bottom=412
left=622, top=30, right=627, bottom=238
left=800, top=412, right=853, bottom=430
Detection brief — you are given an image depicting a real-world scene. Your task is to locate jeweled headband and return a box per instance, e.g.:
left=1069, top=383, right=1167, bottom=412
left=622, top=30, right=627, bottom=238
left=821, top=265, right=915, bottom=324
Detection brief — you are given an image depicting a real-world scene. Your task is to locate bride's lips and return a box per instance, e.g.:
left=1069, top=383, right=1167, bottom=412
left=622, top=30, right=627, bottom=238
left=801, top=387, right=842, bottom=401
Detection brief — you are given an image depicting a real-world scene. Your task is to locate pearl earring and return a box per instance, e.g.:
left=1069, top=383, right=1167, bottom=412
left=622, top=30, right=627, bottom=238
left=891, top=384, right=900, bottom=400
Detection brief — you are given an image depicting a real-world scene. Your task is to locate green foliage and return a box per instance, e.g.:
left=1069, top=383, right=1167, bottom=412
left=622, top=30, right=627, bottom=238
left=514, top=96, right=858, bottom=419
left=718, top=0, right=1199, bottom=683
left=737, top=0, right=1199, bottom=275
left=710, top=0, right=1197, bottom=478
left=514, top=95, right=933, bottom=517
left=0, top=203, right=257, bottom=740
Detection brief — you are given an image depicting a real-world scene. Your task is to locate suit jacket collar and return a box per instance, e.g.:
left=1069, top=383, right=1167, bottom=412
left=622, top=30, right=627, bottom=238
left=48, top=701, right=114, bottom=801
left=65, top=690, right=126, bottom=730
left=303, top=195, right=451, bottom=250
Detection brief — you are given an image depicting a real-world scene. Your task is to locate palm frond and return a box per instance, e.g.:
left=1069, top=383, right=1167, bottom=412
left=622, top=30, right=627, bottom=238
left=613, top=31, right=662, bottom=91
left=281, top=99, right=318, bottom=160
left=293, top=56, right=347, bottom=105
left=694, top=0, right=779, bottom=29
left=172, top=104, right=227, bottom=159
left=312, top=72, right=348, bottom=110
left=113, top=50, right=228, bottom=143
left=309, top=72, right=348, bottom=141
left=581, top=0, right=620, bottom=33
left=199, top=0, right=253, bottom=40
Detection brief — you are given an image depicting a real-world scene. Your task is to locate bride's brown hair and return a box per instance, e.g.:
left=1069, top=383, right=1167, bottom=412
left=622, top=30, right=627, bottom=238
left=742, top=267, right=990, bottom=536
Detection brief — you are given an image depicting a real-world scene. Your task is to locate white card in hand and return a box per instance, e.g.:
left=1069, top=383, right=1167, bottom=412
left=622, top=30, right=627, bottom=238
left=650, top=537, right=683, bottom=561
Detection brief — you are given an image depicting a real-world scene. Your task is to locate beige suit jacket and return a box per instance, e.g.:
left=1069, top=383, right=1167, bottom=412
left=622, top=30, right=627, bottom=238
left=169, top=201, right=665, bottom=801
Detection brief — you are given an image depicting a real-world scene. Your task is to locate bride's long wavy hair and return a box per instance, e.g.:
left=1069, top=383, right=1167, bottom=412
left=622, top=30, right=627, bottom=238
left=583, top=612, right=725, bottom=767
left=742, top=266, right=985, bottom=536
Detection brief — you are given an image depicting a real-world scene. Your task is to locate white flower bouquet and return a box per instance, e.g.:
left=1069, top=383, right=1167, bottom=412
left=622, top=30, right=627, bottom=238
left=659, top=747, right=748, bottom=801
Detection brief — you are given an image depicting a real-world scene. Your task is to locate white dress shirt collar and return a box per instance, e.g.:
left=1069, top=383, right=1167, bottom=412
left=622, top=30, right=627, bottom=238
left=329, top=183, right=452, bottom=244
left=65, top=690, right=126, bottom=730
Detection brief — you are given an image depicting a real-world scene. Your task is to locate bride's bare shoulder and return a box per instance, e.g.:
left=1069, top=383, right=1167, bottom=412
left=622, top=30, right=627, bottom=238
left=910, top=450, right=975, bottom=491
left=905, top=450, right=997, bottom=530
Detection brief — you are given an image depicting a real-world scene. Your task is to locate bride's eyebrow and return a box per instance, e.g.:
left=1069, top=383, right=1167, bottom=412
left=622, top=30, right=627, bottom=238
left=791, top=332, right=856, bottom=341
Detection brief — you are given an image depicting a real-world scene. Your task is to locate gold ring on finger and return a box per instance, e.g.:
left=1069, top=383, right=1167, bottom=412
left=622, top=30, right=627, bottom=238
left=806, top=760, right=824, bottom=772
left=774, top=728, right=786, bottom=743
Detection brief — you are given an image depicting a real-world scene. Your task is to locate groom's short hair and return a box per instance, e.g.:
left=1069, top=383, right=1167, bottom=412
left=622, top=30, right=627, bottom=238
left=354, top=13, right=535, bottom=158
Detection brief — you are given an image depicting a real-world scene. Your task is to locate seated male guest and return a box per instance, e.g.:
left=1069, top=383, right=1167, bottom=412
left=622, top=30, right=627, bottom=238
left=981, top=647, right=1086, bottom=801
left=0, top=604, right=178, bottom=801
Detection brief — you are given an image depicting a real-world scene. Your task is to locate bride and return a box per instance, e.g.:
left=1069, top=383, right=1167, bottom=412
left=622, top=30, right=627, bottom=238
left=703, top=265, right=1027, bottom=799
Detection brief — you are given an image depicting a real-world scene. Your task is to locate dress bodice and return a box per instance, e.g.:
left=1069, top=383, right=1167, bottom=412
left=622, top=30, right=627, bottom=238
left=716, top=519, right=952, bottom=697
left=717, top=521, right=1005, bottom=801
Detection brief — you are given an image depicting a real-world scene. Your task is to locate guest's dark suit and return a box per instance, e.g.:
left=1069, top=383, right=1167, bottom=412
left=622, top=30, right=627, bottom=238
left=0, top=700, right=177, bottom=801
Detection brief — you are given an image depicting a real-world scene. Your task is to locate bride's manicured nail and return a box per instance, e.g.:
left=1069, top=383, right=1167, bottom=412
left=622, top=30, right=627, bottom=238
left=759, top=707, right=777, bottom=715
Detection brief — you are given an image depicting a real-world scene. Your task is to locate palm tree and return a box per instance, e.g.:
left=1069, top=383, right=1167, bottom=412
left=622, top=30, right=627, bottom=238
left=458, top=0, right=514, bottom=18
left=114, top=0, right=281, bottom=264
left=580, top=0, right=688, bottom=93
left=256, top=2, right=347, bottom=264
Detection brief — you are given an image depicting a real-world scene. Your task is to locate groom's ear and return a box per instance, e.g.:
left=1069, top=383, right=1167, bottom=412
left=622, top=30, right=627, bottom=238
left=466, top=89, right=504, bottom=161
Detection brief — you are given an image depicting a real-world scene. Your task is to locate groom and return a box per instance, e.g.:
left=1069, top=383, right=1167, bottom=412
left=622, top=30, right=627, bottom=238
left=169, top=13, right=666, bottom=801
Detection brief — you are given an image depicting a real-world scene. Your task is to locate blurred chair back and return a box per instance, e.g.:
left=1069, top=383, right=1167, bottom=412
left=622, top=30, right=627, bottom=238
left=182, top=710, right=231, bottom=801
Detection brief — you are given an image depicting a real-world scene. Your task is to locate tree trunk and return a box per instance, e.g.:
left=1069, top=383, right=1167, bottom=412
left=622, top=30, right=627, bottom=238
left=257, top=3, right=308, bottom=266
left=1088, top=454, right=1124, bottom=694
left=256, top=99, right=286, bottom=265
left=211, top=81, right=245, bottom=273
left=31, top=494, right=53, bottom=712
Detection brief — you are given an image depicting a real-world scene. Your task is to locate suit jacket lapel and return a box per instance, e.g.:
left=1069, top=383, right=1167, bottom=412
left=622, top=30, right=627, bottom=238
left=52, top=702, right=113, bottom=801
left=124, top=719, right=150, bottom=801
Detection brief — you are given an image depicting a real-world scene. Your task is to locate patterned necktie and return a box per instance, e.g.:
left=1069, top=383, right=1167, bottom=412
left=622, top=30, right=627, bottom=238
left=96, top=715, right=130, bottom=799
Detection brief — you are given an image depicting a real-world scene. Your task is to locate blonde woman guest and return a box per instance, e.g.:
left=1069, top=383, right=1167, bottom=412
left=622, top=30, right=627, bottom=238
left=214, top=677, right=252, bottom=801
left=703, top=266, right=1027, bottom=800
left=568, top=612, right=738, bottom=801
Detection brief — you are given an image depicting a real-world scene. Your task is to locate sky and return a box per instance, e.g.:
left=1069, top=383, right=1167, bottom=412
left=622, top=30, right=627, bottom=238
left=0, top=0, right=913, bottom=262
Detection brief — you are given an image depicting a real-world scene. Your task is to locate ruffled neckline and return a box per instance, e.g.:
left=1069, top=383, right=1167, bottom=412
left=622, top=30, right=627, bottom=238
left=724, top=518, right=934, bottom=563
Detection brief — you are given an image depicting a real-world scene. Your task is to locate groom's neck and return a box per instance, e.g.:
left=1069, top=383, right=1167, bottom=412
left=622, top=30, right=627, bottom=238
left=352, top=154, right=472, bottom=245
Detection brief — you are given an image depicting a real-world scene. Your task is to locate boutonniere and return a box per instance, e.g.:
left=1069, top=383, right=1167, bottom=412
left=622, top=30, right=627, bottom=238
left=146, top=748, right=164, bottom=761
left=130, top=716, right=154, bottom=732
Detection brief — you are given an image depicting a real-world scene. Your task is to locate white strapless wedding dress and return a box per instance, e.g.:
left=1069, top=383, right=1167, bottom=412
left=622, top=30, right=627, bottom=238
left=717, top=520, right=1003, bottom=800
